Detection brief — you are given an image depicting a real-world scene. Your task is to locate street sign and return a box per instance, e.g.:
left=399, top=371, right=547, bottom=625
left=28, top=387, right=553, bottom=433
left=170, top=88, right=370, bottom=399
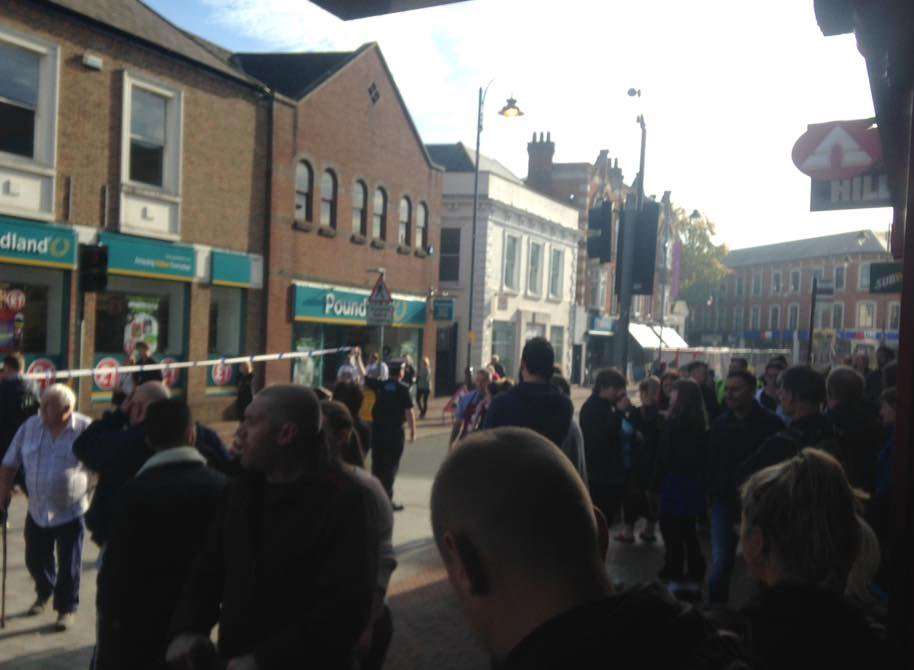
left=432, top=298, right=454, bottom=321
left=792, top=118, right=881, bottom=181
left=810, top=168, right=892, bottom=211
left=870, top=262, right=903, bottom=293
left=367, top=274, right=394, bottom=326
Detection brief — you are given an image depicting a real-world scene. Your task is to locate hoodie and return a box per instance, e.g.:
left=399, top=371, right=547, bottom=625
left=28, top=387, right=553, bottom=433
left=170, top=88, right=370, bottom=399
left=483, top=381, right=574, bottom=447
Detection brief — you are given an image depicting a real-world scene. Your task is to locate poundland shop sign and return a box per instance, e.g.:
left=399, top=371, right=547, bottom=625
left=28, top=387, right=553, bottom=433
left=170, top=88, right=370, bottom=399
left=294, top=282, right=426, bottom=327
left=0, top=216, right=77, bottom=269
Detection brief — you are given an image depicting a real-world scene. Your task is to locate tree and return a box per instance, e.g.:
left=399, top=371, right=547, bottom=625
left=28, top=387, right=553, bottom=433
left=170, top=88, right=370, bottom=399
left=670, top=207, right=728, bottom=310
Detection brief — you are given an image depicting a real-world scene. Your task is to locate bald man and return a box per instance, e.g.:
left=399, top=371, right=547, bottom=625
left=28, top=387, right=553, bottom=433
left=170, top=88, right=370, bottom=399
left=432, top=428, right=746, bottom=669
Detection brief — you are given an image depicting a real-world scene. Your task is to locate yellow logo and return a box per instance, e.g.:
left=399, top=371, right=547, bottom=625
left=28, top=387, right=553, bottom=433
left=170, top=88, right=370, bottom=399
left=49, top=237, right=71, bottom=258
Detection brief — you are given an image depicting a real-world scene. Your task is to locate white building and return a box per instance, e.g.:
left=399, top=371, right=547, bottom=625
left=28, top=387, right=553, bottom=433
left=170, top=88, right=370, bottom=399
left=427, top=144, right=580, bottom=385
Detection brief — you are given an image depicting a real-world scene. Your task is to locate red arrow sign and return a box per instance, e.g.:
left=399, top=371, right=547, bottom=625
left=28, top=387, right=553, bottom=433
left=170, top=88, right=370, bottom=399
left=792, top=118, right=882, bottom=181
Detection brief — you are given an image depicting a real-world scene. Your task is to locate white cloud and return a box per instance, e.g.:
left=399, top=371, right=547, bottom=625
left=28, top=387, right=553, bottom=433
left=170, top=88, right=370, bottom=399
left=201, top=0, right=888, bottom=250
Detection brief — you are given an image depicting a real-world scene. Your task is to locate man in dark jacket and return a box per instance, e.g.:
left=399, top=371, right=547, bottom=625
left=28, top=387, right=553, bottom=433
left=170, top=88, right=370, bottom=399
left=431, top=427, right=750, bottom=670
left=167, top=385, right=378, bottom=670
left=0, top=354, right=39, bottom=462
left=579, top=368, right=628, bottom=529
left=95, top=399, right=228, bottom=670
left=707, top=370, right=783, bottom=605
left=826, top=365, right=884, bottom=494
left=687, top=360, right=720, bottom=421
left=484, top=337, right=573, bottom=448
left=131, top=341, right=164, bottom=386
left=737, top=365, right=833, bottom=483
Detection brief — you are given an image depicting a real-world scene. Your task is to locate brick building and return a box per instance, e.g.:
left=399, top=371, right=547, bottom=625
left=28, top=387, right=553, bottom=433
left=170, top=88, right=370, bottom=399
left=689, top=230, right=900, bottom=362
left=0, top=0, right=268, bottom=421
left=232, top=45, right=442, bottom=388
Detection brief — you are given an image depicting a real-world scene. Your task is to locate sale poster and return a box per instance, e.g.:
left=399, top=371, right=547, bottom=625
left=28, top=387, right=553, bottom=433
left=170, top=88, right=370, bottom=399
left=123, top=295, right=160, bottom=355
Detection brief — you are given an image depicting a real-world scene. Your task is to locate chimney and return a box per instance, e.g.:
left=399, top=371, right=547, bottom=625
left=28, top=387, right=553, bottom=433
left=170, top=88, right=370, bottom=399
left=527, top=131, right=555, bottom=192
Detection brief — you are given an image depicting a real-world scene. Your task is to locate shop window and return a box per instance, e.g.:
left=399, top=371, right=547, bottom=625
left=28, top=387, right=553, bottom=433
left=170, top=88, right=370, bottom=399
left=129, top=87, right=167, bottom=187
left=0, top=41, right=39, bottom=159
left=548, top=248, right=564, bottom=299
left=416, top=202, right=428, bottom=249
left=0, top=265, right=64, bottom=356
left=549, top=325, right=564, bottom=370
left=352, top=180, right=367, bottom=235
left=398, top=196, right=411, bottom=246
left=439, top=228, right=460, bottom=282
left=527, top=241, right=543, bottom=296
left=295, top=161, right=314, bottom=225
left=209, top=286, right=244, bottom=356
left=320, top=169, right=337, bottom=229
left=373, top=187, right=387, bottom=240
left=95, top=277, right=185, bottom=356
left=292, top=322, right=323, bottom=387
left=491, top=320, right=516, bottom=377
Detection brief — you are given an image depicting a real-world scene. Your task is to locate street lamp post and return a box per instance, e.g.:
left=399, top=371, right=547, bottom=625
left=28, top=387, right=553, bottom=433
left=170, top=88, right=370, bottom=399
left=465, top=86, right=522, bottom=380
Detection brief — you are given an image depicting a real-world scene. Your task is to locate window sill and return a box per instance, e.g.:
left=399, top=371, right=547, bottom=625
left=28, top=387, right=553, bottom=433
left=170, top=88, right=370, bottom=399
left=396, top=244, right=412, bottom=255
left=122, top=181, right=181, bottom=203
left=0, top=154, right=56, bottom=177
left=350, top=233, right=367, bottom=245
left=293, top=222, right=314, bottom=233
left=370, top=239, right=386, bottom=250
left=318, top=226, right=337, bottom=238
left=414, top=248, right=428, bottom=259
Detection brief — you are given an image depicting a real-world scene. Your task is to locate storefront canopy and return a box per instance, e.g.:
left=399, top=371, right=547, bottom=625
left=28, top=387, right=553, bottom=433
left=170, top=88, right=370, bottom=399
left=629, top=323, right=689, bottom=350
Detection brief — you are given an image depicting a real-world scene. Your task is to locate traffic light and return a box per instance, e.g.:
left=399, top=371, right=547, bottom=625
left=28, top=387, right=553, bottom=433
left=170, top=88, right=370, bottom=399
left=79, top=243, right=108, bottom=292
left=586, top=200, right=612, bottom=263
left=614, top=201, right=660, bottom=296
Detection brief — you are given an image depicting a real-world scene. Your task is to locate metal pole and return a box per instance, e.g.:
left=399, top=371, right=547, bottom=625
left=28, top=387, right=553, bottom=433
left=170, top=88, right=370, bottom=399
left=466, top=86, right=484, bottom=378
left=807, top=276, right=818, bottom=365
left=616, top=115, right=646, bottom=379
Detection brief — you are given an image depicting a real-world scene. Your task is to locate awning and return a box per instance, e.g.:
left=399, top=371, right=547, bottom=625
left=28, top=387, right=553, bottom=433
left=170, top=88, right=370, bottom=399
left=628, top=323, right=689, bottom=350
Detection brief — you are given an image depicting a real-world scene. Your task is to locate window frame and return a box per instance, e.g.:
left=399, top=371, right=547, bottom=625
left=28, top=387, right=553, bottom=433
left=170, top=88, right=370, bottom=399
left=398, top=196, right=412, bottom=246
left=294, top=160, right=314, bottom=226
left=856, top=300, right=877, bottom=329
left=789, top=268, right=801, bottom=294
left=319, top=168, right=337, bottom=229
left=548, top=247, right=564, bottom=300
left=889, top=301, right=901, bottom=331
left=438, top=227, right=460, bottom=283
left=121, top=72, right=182, bottom=196
left=750, top=304, right=761, bottom=330
left=503, top=233, right=521, bottom=293
left=769, top=304, right=781, bottom=330
left=858, top=262, right=872, bottom=291
left=415, top=201, right=429, bottom=249
left=751, top=273, right=762, bottom=297
left=834, top=264, right=846, bottom=292
left=733, top=306, right=744, bottom=331
left=351, top=179, right=368, bottom=236
left=832, top=302, right=845, bottom=330
left=526, top=239, right=544, bottom=297
left=735, top=276, right=744, bottom=297
left=771, top=270, right=782, bottom=296
left=372, top=187, right=387, bottom=241
left=788, top=303, right=800, bottom=330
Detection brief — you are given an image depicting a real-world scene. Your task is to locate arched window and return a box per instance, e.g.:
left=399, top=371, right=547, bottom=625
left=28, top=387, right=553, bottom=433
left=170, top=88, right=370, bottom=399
left=416, top=202, right=428, bottom=249
left=352, top=180, right=368, bottom=236
left=294, top=160, right=313, bottom=225
left=373, top=187, right=387, bottom=240
left=320, top=169, right=337, bottom=228
left=398, top=196, right=411, bottom=246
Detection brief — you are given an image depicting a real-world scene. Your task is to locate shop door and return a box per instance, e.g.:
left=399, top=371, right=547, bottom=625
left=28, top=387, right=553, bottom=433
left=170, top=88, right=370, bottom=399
left=571, top=344, right=583, bottom=385
left=435, top=323, right=458, bottom=397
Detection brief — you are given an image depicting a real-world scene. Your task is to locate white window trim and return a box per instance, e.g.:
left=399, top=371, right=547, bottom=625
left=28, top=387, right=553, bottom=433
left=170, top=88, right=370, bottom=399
left=888, top=301, right=901, bottom=331
left=832, top=301, right=845, bottom=330
left=526, top=239, right=544, bottom=298
left=788, top=302, right=800, bottom=330
left=502, top=231, right=521, bottom=293
left=857, top=262, right=872, bottom=291
left=548, top=246, right=565, bottom=301
left=769, top=304, right=781, bottom=330
left=751, top=273, right=762, bottom=297
left=119, top=71, right=183, bottom=239
left=810, top=265, right=826, bottom=289
left=0, top=25, right=60, bottom=221
left=734, top=306, right=744, bottom=330
left=750, top=304, right=761, bottom=329
left=856, top=300, right=877, bottom=329
left=833, top=264, right=847, bottom=292
left=789, top=268, right=802, bottom=294
left=770, top=270, right=782, bottom=296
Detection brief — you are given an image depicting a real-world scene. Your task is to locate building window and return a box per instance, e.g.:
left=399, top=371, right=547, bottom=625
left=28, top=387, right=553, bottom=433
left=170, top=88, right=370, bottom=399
left=812, top=268, right=825, bottom=283
left=352, top=180, right=367, bottom=236
left=0, top=266, right=65, bottom=357
left=416, top=202, right=428, bottom=249
left=209, top=286, right=244, bottom=356
left=788, top=303, right=799, bottom=330
left=398, top=196, right=411, bottom=246
left=549, top=325, right=564, bottom=369
left=771, top=271, right=782, bottom=295
left=372, top=188, right=387, bottom=240
left=95, top=277, right=185, bottom=356
left=319, top=169, right=337, bottom=228
left=527, top=241, right=543, bottom=296
left=548, top=248, right=564, bottom=299
left=439, top=228, right=460, bottom=282
left=889, top=302, right=901, bottom=331
left=769, top=305, right=780, bottom=330
left=734, top=306, right=743, bottom=331
left=835, top=265, right=846, bottom=291
left=491, top=321, right=516, bottom=378
left=832, top=302, right=845, bottom=330
left=504, top=234, right=520, bottom=291
left=0, top=41, right=40, bottom=159
left=750, top=305, right=760, bottom=330
left=858, top=262, right=871, bottom=291
left=294, top=161, right=313, bottom=225
left=752, top=274, right=762, bottom=297
left=736, top=276, right=744, bottom=297
left=857, top=301, right=876, bottom=329
left=790, top=269, right=801, bottom=293
left=129, top=87, right=168, bottom=187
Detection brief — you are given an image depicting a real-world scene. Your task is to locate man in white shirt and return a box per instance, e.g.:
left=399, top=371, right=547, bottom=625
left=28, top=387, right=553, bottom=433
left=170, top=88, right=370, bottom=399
left=0, top=383, right=91, bottom=631
left=365, top=352, right=389, bottom=382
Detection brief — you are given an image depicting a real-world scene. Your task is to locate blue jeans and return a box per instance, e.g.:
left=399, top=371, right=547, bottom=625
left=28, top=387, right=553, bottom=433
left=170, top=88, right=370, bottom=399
left=24, top=514, right=84, bottom=613
left=709, top=499, right=739, bottom=605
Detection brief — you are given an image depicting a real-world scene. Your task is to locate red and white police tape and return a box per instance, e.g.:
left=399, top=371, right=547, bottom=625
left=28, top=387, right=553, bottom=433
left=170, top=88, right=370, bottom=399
left=22, top=347, right=353, bottom=382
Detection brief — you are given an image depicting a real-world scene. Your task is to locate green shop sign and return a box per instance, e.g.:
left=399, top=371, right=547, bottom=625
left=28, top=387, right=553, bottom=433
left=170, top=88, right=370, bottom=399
left=0, top=216, right=76, bottom=269
left=870, top=262, right=902, bottom=294
left=294, top=282, right=426, bottom=327
left=99, top=232, right=195, bottom=281
left=212, top=251, right=253, bottom=287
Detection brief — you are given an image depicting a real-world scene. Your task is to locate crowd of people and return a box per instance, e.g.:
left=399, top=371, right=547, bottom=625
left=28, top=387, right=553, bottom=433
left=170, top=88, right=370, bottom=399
left=0, top=337, right=900, bottom=668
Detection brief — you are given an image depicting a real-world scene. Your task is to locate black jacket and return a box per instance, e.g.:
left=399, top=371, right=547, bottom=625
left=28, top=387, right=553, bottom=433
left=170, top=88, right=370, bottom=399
left=0, top=375, right=39, bottom=458
left=725, top=583, right=887, bottom=670
left=74, top=410, right=239, bottom=546
left=736, top=412, right=835, bottom=485
left=95, top=454, right=228, bottom=670
left=484, top=381, right=574, bottom=448
left=629, top=406, right=664, bottom=488
left=170, top=467, right=378, bottom=669
left=579, top=393, right=625, bottom=488
left=708, top=402, right=783, bottom=504
left=826, top=401, right=884, bottom=494
left=702, top=383, right=721, bottom=421
left=652, top=416, right=709, bottom=491
left=503, top=584, right=752, bottom=670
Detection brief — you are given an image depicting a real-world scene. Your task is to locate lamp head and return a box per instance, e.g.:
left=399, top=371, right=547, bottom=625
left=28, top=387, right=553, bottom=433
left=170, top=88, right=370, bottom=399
left=498, top=97, right=524, bottom=118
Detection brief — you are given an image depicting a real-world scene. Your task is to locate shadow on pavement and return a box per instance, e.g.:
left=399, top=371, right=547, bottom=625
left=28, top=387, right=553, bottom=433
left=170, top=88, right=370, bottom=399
left=3, top=644, right=94, bottom=670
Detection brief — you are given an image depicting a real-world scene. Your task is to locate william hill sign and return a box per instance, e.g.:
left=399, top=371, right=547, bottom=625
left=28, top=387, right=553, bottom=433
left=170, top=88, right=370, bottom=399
left=870, top=262, right=902, bottom=294
left=0, top=216, right=77, bottom=269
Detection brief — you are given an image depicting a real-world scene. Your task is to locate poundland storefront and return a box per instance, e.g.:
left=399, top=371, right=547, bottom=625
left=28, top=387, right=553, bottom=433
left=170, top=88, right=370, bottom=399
left=292, top=280, right=427, bottom=388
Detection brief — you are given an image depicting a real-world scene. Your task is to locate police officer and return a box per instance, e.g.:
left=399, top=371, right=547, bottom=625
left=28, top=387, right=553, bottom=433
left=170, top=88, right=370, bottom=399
left=366, top=361, right=415, bottom=511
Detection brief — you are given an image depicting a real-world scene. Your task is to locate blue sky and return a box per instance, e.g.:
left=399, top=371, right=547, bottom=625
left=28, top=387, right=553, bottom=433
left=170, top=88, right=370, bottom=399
left=145, top=0, right=890, bottom=251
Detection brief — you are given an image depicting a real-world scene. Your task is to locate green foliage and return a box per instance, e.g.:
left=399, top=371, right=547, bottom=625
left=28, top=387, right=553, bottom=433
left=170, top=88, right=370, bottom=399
left=670, top=207, right=728, bottom=307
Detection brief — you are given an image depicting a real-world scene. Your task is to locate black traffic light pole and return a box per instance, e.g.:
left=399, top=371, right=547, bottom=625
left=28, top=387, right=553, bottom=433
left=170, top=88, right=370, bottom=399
left=76, top=244, right=108, bottom=405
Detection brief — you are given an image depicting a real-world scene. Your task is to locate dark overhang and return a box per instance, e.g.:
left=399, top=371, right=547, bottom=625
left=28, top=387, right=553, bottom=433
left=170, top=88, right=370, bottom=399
left=310, top=0, right=469, bottom=20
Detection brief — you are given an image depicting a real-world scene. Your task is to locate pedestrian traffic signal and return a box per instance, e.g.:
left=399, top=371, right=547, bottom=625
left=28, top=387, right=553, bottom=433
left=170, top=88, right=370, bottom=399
left=614, top=201, right=660, bottom=296
left=586, top=200, right=612, bottom=263
left=79, top=243, right=108, bottom=292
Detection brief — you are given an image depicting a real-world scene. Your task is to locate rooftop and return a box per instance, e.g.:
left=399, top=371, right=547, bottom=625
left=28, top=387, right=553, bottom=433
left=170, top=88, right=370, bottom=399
left=425, top=143, right=523, bottom=184
left=724, top=230, right=886, bottom=268
left=232, top=48, right=370, bottom=99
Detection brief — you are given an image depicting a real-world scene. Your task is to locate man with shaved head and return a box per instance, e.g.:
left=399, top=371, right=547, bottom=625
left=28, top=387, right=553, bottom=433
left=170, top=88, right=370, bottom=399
left=167, top=384, right=378, bottom=670
left=432, top=428, right=748, bottom=669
